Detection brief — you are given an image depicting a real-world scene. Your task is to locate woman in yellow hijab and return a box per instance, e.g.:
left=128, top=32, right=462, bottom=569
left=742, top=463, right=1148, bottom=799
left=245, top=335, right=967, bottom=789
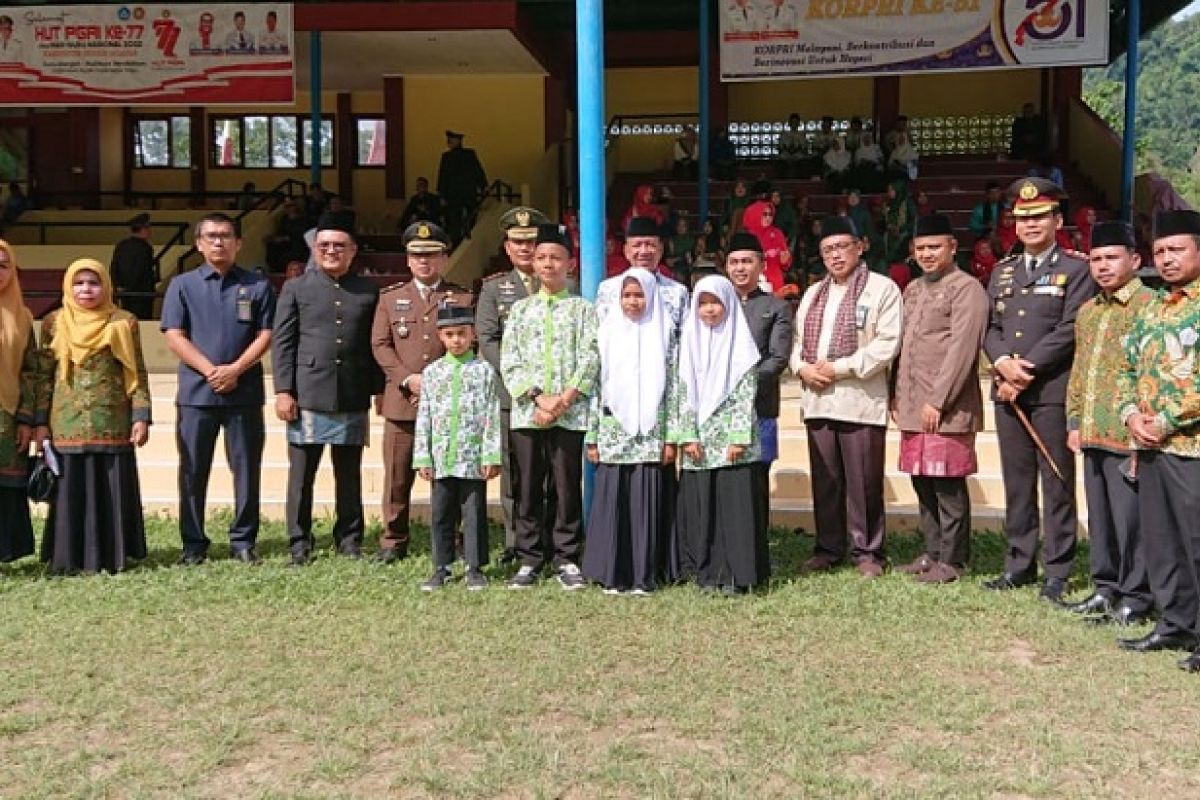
left=0, top=239, right=41, bottom=565
left=39, top=258, right=151, bottom=574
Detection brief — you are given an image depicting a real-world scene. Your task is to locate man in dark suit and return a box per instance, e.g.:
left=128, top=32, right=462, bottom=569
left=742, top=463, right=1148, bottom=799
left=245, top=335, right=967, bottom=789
left=111, top=213, right=157, bottom=320
left=272, top=215, right=384, bottom=565
left=437, top=131, right=487, bottom=245
left=983, top=178, right=1096, bottom=600
left=370, top=221, right=472, bottom=563
left=723, top=231, right=794, bottom=524
left=476, top=206, right=550, bottom=560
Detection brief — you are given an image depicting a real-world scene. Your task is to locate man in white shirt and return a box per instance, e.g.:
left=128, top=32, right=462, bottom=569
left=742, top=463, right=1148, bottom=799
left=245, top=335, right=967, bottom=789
left=725, top=0, right=763, bottom=32
left=257, top=10, right=288, bottom=54
left=763, top=0, right=800, bottom=31
left=223, top=11, right=256, bottom=54
left=790, top=216, right=903, bottom=578
left=0, top=15, right=26, bottom=64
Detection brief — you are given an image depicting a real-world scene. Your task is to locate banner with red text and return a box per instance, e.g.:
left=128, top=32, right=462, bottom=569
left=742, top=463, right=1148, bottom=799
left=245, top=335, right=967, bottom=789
left=720, top=0, right=1108, bottom=80
left=0, top=3, right=293, bottom=105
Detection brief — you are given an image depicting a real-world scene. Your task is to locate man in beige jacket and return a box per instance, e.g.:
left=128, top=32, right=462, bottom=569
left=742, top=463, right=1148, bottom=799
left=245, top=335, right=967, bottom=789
left=790, top=216, right=903, bottom=577
left=891, top=214, right=989, bottom=583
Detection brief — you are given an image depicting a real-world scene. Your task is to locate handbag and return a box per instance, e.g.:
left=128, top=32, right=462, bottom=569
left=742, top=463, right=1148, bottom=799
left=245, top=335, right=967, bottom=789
left=26, top=454, right=57, bottom=503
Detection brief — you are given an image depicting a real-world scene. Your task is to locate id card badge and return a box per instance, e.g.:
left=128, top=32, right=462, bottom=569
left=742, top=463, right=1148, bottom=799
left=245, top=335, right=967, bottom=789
left=855, top=304, right=869, bottom=330
left=236, top=287, right=252, bottom=323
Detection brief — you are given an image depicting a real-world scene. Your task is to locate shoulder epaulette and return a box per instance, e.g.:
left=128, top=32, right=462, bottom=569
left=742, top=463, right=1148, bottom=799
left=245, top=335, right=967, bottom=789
left=482, top=272, right=508, bottom=283
left=380, top=280, right=408, bottom=294
left=996, top=254, right=1021, bottom=266
left=1061, top=248, right=1088, bottom=261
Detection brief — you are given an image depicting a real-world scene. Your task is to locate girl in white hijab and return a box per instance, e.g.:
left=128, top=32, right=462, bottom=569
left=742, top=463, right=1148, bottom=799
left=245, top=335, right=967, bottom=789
left=675, top=275, right=770, bottom=593
left=582, top=268, right=681, bottom=594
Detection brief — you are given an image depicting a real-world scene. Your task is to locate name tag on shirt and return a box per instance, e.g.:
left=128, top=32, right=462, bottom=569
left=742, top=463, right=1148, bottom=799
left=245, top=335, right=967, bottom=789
left=1032, top=286, right=1064, bottom=297
left=236, top=287, right=253, bottom=322
left=855, top=304, right=869, bottom=329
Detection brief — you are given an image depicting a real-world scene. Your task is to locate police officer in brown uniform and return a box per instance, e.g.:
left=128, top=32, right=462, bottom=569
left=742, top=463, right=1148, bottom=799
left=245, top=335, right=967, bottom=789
left=475, top=206, right=550, bottom=560
left=371, top=221, right=473, bottom=562
left=982, top=178, right=1096, bottom=600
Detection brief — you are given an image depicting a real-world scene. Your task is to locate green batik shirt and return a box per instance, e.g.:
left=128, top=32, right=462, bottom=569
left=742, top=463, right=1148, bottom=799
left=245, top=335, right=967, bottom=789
left=1118, top=282, right=1200, bottom=458
left=500, top=289, right=599, bottom=432
left=586, top=330, right=685, bottom=463
left=676, top=370, right=760, bottom=471
left=412, top=350, right=502, bottom=479
left=1066, top=277, right=1153, bottom=454
left=0, top=334, right=48, bottom=488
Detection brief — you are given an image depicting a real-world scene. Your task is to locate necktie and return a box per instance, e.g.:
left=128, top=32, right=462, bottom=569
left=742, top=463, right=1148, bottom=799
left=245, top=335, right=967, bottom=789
left=238, top=33, right=245, bottom=48
left=1027, top=257, right=1038, bottom=279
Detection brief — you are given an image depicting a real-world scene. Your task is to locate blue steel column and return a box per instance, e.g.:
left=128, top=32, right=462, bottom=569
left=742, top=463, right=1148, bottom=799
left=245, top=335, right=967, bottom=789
left=1119, top=0, right=1139, bottom=221
left=577, top=0, right=605, bottom=515
left=310, top=30, right=322, bottom=187
left=698, top=0, right=710, bottom=222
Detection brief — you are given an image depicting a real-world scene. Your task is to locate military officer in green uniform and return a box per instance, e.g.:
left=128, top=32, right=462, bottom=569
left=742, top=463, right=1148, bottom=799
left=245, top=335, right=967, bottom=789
left=370, top=221, right=473, bottom=563
left=476, top=206, right=551, bottom=561
left=982, top=178, right=1096, bottom=601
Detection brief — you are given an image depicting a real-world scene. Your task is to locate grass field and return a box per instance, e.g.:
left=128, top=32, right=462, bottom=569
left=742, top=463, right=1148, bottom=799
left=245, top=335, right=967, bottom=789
left=2, top=513, right=1200, bottom=799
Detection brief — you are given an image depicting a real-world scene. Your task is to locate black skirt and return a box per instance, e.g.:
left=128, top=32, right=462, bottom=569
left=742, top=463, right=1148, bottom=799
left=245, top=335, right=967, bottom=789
left=0, top=485, right=34, bottom=562
left=583, top=463, right=668, bottom=591
left=41, top=451, right=147, bottom=574
left=676, top=465, right=770, bottom=590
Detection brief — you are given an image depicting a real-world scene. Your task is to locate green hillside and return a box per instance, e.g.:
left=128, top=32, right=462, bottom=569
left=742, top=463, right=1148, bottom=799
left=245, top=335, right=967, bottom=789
left=1083, top=12, right=1200, bottom=207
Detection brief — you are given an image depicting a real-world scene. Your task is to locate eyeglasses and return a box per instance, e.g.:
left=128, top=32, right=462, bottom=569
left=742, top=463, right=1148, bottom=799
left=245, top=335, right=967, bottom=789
left=819, top=240, right=858, bottom=257
left=199, top=232, right=236, bottom=243
left=315, top=242, right=351, bottom=252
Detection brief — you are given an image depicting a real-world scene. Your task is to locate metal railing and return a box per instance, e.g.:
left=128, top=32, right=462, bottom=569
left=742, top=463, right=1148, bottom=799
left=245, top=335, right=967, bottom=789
left=174, top=178, right=308, bottom=275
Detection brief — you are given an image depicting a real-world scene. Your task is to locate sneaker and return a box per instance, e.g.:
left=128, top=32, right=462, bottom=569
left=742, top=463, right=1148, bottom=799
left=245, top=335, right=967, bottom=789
left=602, top=587, right=624, bottom=596
left=557, top=563, right=586, bottom=591
left=421, top=568, right=451, bottom=592
left=508, top=565, right=538, bottom=589
left=466, top=570, right=488, bottom=591
left=628, top=587, right=651, bottom=597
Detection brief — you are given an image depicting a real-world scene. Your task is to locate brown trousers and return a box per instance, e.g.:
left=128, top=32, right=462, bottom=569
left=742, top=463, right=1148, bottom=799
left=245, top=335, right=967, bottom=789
left=805, top=419, right=887, bottom=565
left=380, top=419, right=416, bottom=553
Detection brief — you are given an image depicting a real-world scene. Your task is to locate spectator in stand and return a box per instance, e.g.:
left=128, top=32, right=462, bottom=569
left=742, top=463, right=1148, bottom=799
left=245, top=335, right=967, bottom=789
left=845, top=116, right=865, bottom=153
left=724, top=178, right=751, bottom=234
left=1073, top=205, right=1097, bottom=252
left=777, top=113, right=807, bottom=179
left=741, top=200, right=791, bottom=292
left=810, top=116, right=836, bottom=176
left=622, top=185, right=665, bottom=234
left=1009, top=102, right=1046, bottom=161
left=851, top=132, right=884, bottom=193
left=915, top=189, right=935, bottom=218
left=1027, top=156, right=1064, bottom=188
left=667, top=216, right=697, bottom=280
left=324, top=195, right=357, bottom=236
left=235, top=181, right=259, bottom=212
left=794, top=193, right=813, bottom=238
left=673, top=125, right=699, bottom=179
left=111, top=213, right=157, bottom=320
left=710, top=125, right=737, bottom=181
left=654, top=185, right=678, bottom=237
left=770, top=189, right=799, bottom=246
left=604, top=234, right=627, bottom=278
left=2, top=182, right=29, bottom=224
left=971, top=237, right=999, bottom=285
left=844, top=190, right=879, bottom=270
left=398, top=177, right=445, bottom=231
left=995, top=207, right=1019, bottom=256
left=887, top=132, right=920, bottom=181
left=882, top=115, right=910, bottom=156
left=437, top=130, right=489, bottom=245
left=268, top=200, right=311, bottom=271
left=822, top=137, right=852, bottom=193
left=881, top=178, right=918, bottom=265
left=799, top=216, right=826, bottom=282
left=969, top=182, right=1005, bottom=239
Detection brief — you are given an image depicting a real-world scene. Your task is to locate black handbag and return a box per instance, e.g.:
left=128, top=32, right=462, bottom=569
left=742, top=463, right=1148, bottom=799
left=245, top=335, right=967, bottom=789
left=26, top=455, right=56, bottom=503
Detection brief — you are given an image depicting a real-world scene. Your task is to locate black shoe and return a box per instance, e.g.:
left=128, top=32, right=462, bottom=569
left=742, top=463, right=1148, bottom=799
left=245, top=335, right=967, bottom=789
left=231, top=548, right=261, bottom=565
left=1066, top=591, right=1113, bottom=615
left=983, top=571, right=1037, bottom=591
left=289, top=550, right=311, bottom=568
left=421, top=568, right=451, bottom=592
left=375, top=547, right=404, bottom=565
left=177, top=551, right=207, bottom=567
left=1118, top=631, right=1199, bottom=653
left=1087, top=604, right=1153, bottom=627
left=1178, top=650, right=1200, bottom=672
left=338, top=541, right=363, bottom=559
left=1039, top=577, right=1069, bottom=604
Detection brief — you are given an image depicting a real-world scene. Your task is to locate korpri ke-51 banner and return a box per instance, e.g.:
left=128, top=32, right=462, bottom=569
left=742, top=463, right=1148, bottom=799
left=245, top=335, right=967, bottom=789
left=720, top=0, right=1108, bottom=81
left=0, top=4, right=293, bottom=105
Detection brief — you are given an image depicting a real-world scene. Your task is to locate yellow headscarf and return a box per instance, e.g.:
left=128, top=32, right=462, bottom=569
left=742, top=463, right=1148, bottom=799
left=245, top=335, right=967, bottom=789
left=0, top=240, right=33, bottom=415
left=51, top=258, right=140, bottom=396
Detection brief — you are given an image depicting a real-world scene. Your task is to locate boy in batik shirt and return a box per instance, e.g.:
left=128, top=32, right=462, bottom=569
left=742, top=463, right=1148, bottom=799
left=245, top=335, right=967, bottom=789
left=413, top=304, right=501, bottom=591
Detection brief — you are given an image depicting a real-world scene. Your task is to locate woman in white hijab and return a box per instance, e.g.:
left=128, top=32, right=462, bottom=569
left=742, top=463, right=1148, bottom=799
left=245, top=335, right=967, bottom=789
left=823, top=136, right=853, bottom=193
left=582, top=268, right=680, bottom=594
left=675, top=274, right=769, bottom=593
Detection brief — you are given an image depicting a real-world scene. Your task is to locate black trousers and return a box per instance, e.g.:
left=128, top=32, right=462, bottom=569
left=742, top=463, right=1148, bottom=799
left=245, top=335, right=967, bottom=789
left=176, top=405, right=265, bottom=555
left=911, top=476, right=971, bottom=569
left=510, top=427, right=584, bottom=571
left=1138, top=452, right=1200, bottom=637
left=995, top=402, right=1077, bottom=580
left=1082, top=449, right=1151, bottom=611
left=500, top=409, right=558, bottom=551
left=286, top=443, right=364, bottom=555
left=430, top=477, right=489, bottom=570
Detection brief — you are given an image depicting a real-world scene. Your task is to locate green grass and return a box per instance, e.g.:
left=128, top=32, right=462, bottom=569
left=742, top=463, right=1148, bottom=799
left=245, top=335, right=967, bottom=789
left=2, top=513, right=1199, bottom=799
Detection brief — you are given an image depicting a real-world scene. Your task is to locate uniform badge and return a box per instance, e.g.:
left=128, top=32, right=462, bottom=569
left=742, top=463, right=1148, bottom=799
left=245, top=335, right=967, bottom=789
left=396, top=299, right=411, bottom=310
left=996, top=301, right=1006, bottom=313
left=1019, top=181, right=1039, bottom=201
left=516, top=210, right=530, bottom=227
left=417, top=223, right=431, bottom=239
left=397, top=324, right=410, bottom=338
